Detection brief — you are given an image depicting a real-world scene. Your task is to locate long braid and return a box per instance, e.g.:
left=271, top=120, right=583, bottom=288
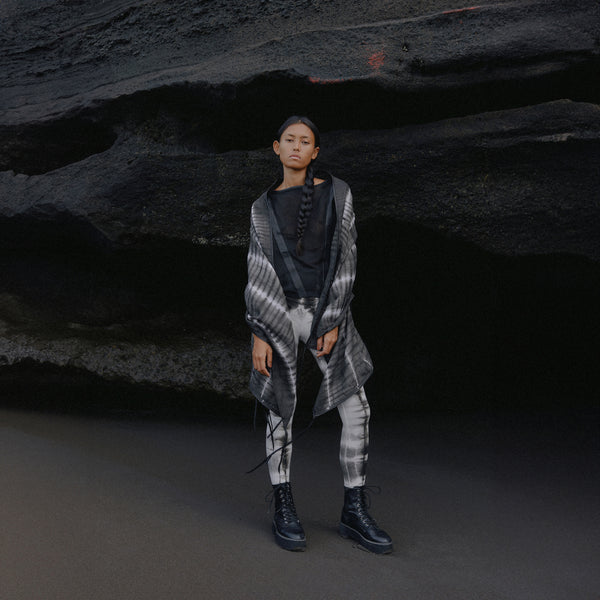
left=295, top=162, right=315, bottom=256
left=274, top=115, right=320, bottom=256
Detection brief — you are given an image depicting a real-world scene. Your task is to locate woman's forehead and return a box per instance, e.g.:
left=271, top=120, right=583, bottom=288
left=281, top=123, right=315, bottom=140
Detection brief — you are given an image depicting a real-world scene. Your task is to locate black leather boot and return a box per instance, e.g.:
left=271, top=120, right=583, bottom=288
left=339, top=486, right=393, bottom=554
left=272, top=483, right=306, bottom=551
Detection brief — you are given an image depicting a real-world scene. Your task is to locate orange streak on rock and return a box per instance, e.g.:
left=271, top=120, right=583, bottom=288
left=368, top=50, right=386, bottom=72
left=308, top=76, right=349, bottom=84
left=442, top=6, right=481, bottom=14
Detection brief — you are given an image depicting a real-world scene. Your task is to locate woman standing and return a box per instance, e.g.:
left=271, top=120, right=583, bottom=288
left=245, top=116, right=392, bottom=554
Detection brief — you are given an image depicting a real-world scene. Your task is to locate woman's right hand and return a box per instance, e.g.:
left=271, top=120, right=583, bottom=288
left=252, top=334, right=273, bottom=376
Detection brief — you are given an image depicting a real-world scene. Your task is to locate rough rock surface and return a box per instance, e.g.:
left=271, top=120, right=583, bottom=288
left=1, top=0, right=599, bottom=411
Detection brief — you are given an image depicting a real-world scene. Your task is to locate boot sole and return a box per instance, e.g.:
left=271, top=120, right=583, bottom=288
left=272, top=523, right=306, bottom=551
left=339, top=522, right=393, bottom=554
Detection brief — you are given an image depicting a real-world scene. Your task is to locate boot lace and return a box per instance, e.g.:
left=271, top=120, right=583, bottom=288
left=355, top=486, right=381, bottom=527
left=266, top=484, right=299, bottom=523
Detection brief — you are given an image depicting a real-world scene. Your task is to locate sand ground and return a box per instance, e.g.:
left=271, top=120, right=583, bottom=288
left=1, top=406, right=598, bottom=600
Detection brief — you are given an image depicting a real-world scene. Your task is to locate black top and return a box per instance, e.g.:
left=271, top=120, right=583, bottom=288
left=269, top=176, right=335, bottom=299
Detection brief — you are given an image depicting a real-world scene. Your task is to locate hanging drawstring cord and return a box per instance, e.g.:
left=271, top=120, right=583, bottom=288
left=245, top=413, right=315, bottom=474
left=252, top=399, right=259, bottom=432
left=246, top=334, right=315, bottom=475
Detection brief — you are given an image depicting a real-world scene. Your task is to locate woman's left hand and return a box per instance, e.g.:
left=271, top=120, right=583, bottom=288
left=316, top=326, right=339, bottom=357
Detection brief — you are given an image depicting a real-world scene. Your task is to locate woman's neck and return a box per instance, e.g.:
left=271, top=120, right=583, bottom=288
left=276, top=167, right=307, bottom=191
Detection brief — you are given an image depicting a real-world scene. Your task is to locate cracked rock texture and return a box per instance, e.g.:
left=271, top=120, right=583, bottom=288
left=1, top=0, right=599, bottom=412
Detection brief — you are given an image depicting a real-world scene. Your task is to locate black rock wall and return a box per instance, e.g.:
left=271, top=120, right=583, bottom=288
left=1, top=0, right=599, bottom=413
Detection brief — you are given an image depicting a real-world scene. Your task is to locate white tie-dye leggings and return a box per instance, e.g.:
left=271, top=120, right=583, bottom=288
left=266, top=299, right=370, bottom=488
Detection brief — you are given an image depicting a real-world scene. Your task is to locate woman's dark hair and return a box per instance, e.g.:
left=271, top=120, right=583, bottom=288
left=276, top=116, right=321, bottom=256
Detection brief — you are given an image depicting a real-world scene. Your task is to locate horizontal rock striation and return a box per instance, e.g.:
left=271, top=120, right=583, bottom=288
left=1, top=0, right=599, bottom=411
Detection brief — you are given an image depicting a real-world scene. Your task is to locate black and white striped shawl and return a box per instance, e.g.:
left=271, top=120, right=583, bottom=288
left=245, top=175, right=373, bottom=425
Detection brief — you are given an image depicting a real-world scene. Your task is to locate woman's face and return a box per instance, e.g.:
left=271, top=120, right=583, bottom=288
left=273, top=123, right=319, bottom=171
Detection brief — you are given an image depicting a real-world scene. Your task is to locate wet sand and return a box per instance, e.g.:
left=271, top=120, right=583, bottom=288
left=1, top=406, right=598, bottom=600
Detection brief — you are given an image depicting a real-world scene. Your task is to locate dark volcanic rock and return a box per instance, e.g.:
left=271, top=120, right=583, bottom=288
left=1, top=0, right=599, bottom=411
left=1, top=0, right=598, bottom=127
left=1, top=100, right=599, bottom=255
